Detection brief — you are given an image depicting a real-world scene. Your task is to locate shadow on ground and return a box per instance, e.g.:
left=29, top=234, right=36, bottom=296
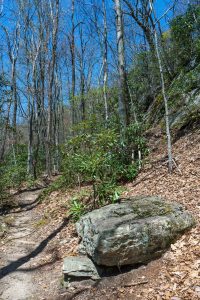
left=0, top=217, right=69, bottom=280
left=0, top=189, right=44, bottom=216
left=10, top=196, right=42, bottom=214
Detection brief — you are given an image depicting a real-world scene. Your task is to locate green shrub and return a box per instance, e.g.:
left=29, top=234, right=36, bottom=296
left=38, top=176, right=66, bottom=202
left=61, top=121, right=148, bottom=210
left=170, top=6, right=200, bottom=71
left=69, top=198, right=86, bottom=221
left=94, top=181, right=123, bottom=205
left=0, top=144, right=28, bottom=209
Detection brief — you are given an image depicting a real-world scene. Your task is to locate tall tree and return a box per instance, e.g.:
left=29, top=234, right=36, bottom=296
left=69, top=0, right=76, bottom=125
left=149, top=0, right=173, bottom=172
left=2, top=22, right=20, bottom=151
left=102, top=0, right=109, bottom=122
left=122, top=0, right=155, bottom=53
left=46, top=0, right=60, bottom=176
left=114, top=0, right=130, bottom=128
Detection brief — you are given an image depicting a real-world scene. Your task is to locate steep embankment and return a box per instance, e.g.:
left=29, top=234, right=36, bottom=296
left=66, top=127, right=200, bottom=300
left=146, top=64, right=200, bottom=131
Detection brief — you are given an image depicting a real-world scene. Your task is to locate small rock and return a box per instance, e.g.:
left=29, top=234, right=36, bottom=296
left=195, top=286, right=200, bottom=293
left=0, top=223, right=7, bottom=238
left=63, top=256, right=100, bottom=284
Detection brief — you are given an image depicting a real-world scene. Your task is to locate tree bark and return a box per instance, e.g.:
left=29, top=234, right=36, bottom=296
left=70, top=0, right=76, bottom=125
left=46, top=0, right=59, bottom=177
left=102, top=0, right=109, bottom=123
left=114, top=0, right=130, bottom=128
left=154, top=25, right=173, bottom=172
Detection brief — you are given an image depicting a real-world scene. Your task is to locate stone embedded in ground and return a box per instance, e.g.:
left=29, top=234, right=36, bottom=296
left=0, top=222, right=7, bottom=238
left=63, top=256, right=100, bottom=283
left=76, top=196, right=195, bottom=267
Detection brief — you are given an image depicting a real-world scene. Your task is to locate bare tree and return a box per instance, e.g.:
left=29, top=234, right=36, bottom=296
left=101, top=0, right=109, bottom=122
left=114, top=0, right=130, bottom=128
left=122, top=0, right=155, bottom=53
left=76, top=23, right=89, bottom=122
left=46, top=0, right=60, bottom=176
left=149, top=0, right=173, bottom=172
left=121, top=0, right=174, bottom=171
left=68, top=0, right=76, bottom=125
left=0, top=94, right=12, bottom=162
left=2, top=22, right=20, bottom=156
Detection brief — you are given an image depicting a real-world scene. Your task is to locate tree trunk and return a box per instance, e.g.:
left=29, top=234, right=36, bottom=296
left=70, top=0, right=76, bottom=125
left=0, top=101, right=11, bottom=162
left=154, top=27, right=173, bottom=172
left=11, top=59, right=17, bottom=143
left=114, top=0, right=130, bottom=128
left=102, top=0, right=109, bottom=123
left=27, top=65, right=34, bottom=177
left=80, top=71, right=85, bottom=121
left=79, top=25, right=86, bottom=122
left=46, top=0, right=59, bottom=177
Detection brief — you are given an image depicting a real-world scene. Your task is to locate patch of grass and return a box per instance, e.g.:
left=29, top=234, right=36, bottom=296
left=34, top=217, right=49, bottom=228
left=3, top=215, right=15, bottom=226
left=69, top=198, right=86, bottom=221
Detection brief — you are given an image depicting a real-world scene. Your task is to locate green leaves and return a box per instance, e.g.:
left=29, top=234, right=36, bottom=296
left=69, top=198, right=86, bottom=221
left=61, top=122, right=148, bottom=214
left=95, top=181, right=124, bottom=205
left=170, top=6, right=200, bottom=71
left=0, top=144, right=28, bottom=209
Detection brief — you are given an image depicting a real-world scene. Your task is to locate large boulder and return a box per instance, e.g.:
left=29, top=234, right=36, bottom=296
left=76, top=196, right=195, bottom=266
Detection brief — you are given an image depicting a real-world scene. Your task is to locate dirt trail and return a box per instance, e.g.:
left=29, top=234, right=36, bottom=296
left=0, top=190, right=43, bottom=300
left=0, top=130, right=199, bottom=300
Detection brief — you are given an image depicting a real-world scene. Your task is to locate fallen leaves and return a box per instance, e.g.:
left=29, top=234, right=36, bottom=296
left=123, top=128, right=200, bottom=300
left=7, top=127, right=197, bottom=300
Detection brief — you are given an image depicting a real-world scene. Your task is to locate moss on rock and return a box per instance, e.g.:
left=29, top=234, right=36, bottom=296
left=76, top=196, right=195, bottom=266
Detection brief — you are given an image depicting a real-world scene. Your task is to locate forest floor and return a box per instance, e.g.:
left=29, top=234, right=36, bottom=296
left=0, top=126, right=199, bottom=300
left=0, top=190, right=47, bottom=300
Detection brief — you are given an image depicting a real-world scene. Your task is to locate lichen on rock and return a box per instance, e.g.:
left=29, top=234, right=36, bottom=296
left=76, top=196, right=195, bottom=267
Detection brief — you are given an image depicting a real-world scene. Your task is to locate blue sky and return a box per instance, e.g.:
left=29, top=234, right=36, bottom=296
left=0, top=0, right=189, bottom=116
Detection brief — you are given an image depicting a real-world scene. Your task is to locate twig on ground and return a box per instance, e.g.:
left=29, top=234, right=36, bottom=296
left=172, top=158, right=182, bottom=175
left=123, top=280, right=148, bottom=287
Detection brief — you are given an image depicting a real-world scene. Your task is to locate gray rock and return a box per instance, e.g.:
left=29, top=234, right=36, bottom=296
left=0, top=222, right=7, bottom=238
left=76, top=196, right=195, bottom=266
left=63, top=256, right=100, bottom=283
left=169, top=89, right=200, bottom=128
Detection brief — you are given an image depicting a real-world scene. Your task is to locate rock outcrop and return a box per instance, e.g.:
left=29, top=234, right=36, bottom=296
left=76, top=196, right=195, bottom=266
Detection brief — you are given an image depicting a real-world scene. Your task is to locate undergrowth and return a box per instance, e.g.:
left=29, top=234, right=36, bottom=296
left=39, top=122, right=148, bottom=221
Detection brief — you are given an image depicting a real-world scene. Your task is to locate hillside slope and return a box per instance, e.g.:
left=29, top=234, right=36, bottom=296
left=1, top=128, right=199, bottom=300
left=70, top=126, right=200, bottom=300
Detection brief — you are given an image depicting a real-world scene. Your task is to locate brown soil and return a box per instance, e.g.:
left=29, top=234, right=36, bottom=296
left=0, top=190, right=46, bottom=300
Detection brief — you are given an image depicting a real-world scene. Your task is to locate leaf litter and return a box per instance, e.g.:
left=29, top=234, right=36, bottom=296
left=1, top=127, right=199, bottom=300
